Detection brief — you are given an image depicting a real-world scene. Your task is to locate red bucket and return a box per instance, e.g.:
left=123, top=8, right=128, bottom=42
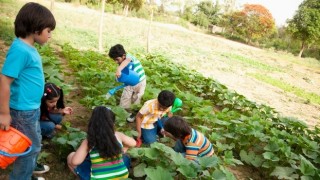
left=0, top=127, right=32, bottom=169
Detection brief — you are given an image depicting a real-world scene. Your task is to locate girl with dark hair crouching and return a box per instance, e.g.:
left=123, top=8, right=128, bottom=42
left=67, top=106, right=136, bottom=180
left=40, top=83, right=73, bottom=138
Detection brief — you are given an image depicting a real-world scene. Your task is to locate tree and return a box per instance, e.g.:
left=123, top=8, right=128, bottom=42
left=196, top=1, right=220, bottom=25
left=117, top=0, right=145, bottom=16
left=287, top=0, right=320, bottom=58
left=98, top=0, right=106, bottom=52
left=225, top=4, right=275, bottom=43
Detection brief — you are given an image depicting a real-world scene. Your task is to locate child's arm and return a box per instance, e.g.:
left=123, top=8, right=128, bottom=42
left=0, top=75, right=14, bottom=131
left=116, top=57, right=131, bottom=78
left=62, top=107, right=73, bottom=115
left=70, top=139, right=89, bottom=166
left=116, top=131, right=136, bottom=153
left=50, top=107, right=73, bottom=115
left=135, top=112, right=143, bottom=139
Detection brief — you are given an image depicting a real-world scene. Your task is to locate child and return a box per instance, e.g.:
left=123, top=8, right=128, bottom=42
left=136, top=90, right=175, bottom=145
left=108, top=44, right=146, bottom=122
left=40, top=83, right=73, bottom=138
left=0, top=2, right=55, bottom=180
left=67, top=106, right=136, bottom=180
left=163, top=116, right=214, bottom=161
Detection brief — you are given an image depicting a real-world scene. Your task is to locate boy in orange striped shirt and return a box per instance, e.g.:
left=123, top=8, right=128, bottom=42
left=164, top=116, right=214, bottom=161
left=136, top=90, right=175, bottom=145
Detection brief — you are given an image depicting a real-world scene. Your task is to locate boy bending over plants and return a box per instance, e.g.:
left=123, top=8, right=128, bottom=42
left=164, top=116, right=214, bottom=161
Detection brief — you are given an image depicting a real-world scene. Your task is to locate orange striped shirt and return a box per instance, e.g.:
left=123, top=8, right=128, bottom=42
left=183, top=129, right=214, bottom=160
left=139, top=99, right=171, bottom=129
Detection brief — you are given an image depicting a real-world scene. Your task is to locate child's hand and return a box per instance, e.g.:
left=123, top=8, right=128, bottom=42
left=63, top=107, right=73, bottom=115
left=116, top=69, right=121, bottom=78
left=55, top=124, right=62, bottom=130
left=160, top=129, right=166, bottom=137
left=136, top=138, right=142, bottom=147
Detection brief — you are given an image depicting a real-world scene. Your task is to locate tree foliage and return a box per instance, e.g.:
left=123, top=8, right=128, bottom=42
left=107, top=0, right=145, bottom=16
left=287, top=0, right=320, bottom=57
left=224, top=4, right=275, bottom=43
left=182, top=0, right=220, bottom=27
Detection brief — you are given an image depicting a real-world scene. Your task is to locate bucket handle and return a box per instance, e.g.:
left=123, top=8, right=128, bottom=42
left=0, top=146, right=32, bottom=157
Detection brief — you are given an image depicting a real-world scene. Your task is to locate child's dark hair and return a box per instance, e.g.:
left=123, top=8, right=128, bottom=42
left=108, top=44, right=126, bottom=59
left=14, top=2, right=56, bottom=38
left=40, top=83, right=65, bottom=121
left=164, top=116, right=191, bottom=139
left=87, top=106, right=122, bottom=158
left=158, top=90, right=176, bottom=107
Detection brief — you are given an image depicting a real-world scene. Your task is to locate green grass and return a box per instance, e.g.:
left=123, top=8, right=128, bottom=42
left=249, top=73, right=320, bottom=105
left=221, top=53, right=283, bottom=72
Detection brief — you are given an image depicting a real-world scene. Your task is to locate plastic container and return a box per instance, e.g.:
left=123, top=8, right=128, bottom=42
left=0, top=127, right=32, bottom=169
left=117, top=69, right=140, bottom=86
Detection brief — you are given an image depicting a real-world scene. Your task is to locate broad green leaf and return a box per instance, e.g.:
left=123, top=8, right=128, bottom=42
left=270, top=166, right=298, bottom=180
left=127, top=148, right=145, bottom=157
left=299, top=155, right=316, bottom=176
left=177, top=165, right=198, bottom=178
left=264, top=140, right=280, bottom=152
left=212, top=169, right=227, bottom=180
left=301, top=176, right=314, bottom=180
left=263, top=152, right=280, bottom=162
left=55, top=137, right=67, bottom=144
left=145, top=166, right=174, bottom=180
left=144, top=148, right=159, bottom=160
left=133, top=163, right=146, bottom=178
left=240, top=150, right=263, bottom=167
left=67, top=140, right=79, bottom=150
left=171, top=153, right=190, bottom=166
left=198, top=155, right=219, bottom=168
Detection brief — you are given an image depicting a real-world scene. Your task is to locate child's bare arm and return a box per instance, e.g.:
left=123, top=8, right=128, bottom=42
left=116, top=58, right=131, bottom=78
left=136, top=112, right=143, bottom=139
left=116, top=131, right=136, bottom=153
left=0, top=75, right=14, bottom=130
left=70, top=139, right=89, bottom=166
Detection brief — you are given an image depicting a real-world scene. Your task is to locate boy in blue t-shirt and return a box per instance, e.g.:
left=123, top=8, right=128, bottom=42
left=0, top=2, right=55, bottom=179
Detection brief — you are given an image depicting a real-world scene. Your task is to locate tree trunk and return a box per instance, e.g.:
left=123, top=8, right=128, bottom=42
left=298, top=41, right=306, bottom=58
left=50, top=0, right=54, bottom=11
left=123, top=4, right=129, bottom=17
left=98, top=0, right=106, bottom=52
left=147, top=8, right=154, bottom=53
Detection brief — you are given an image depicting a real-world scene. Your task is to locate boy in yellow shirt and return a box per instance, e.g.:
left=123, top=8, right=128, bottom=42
left=136, top=90, right=175, bottom=145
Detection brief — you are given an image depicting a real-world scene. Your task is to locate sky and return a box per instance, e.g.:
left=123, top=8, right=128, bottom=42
left=237, top=0, right=304, bottom=26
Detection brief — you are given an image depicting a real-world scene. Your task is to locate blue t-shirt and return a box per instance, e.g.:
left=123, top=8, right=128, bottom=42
left=1, top=38, right=44, bottom=110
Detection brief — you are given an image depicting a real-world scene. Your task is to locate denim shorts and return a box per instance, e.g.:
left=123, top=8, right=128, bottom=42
left=74, top=155, right=91, bottom=180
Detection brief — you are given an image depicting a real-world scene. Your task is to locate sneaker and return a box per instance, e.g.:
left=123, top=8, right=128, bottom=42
left=126, top=114, right=135, bottom=123
left=31, top=175, right=45, bottom=180
left=33, top=163, right=50, bottom=174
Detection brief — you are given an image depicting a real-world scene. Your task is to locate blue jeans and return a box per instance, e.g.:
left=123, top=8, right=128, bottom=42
left=141, top=117, right=168, bottom=145
left=9, top=108, right=41, bottom=180
left=40, top=113, right=62, bottom=137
